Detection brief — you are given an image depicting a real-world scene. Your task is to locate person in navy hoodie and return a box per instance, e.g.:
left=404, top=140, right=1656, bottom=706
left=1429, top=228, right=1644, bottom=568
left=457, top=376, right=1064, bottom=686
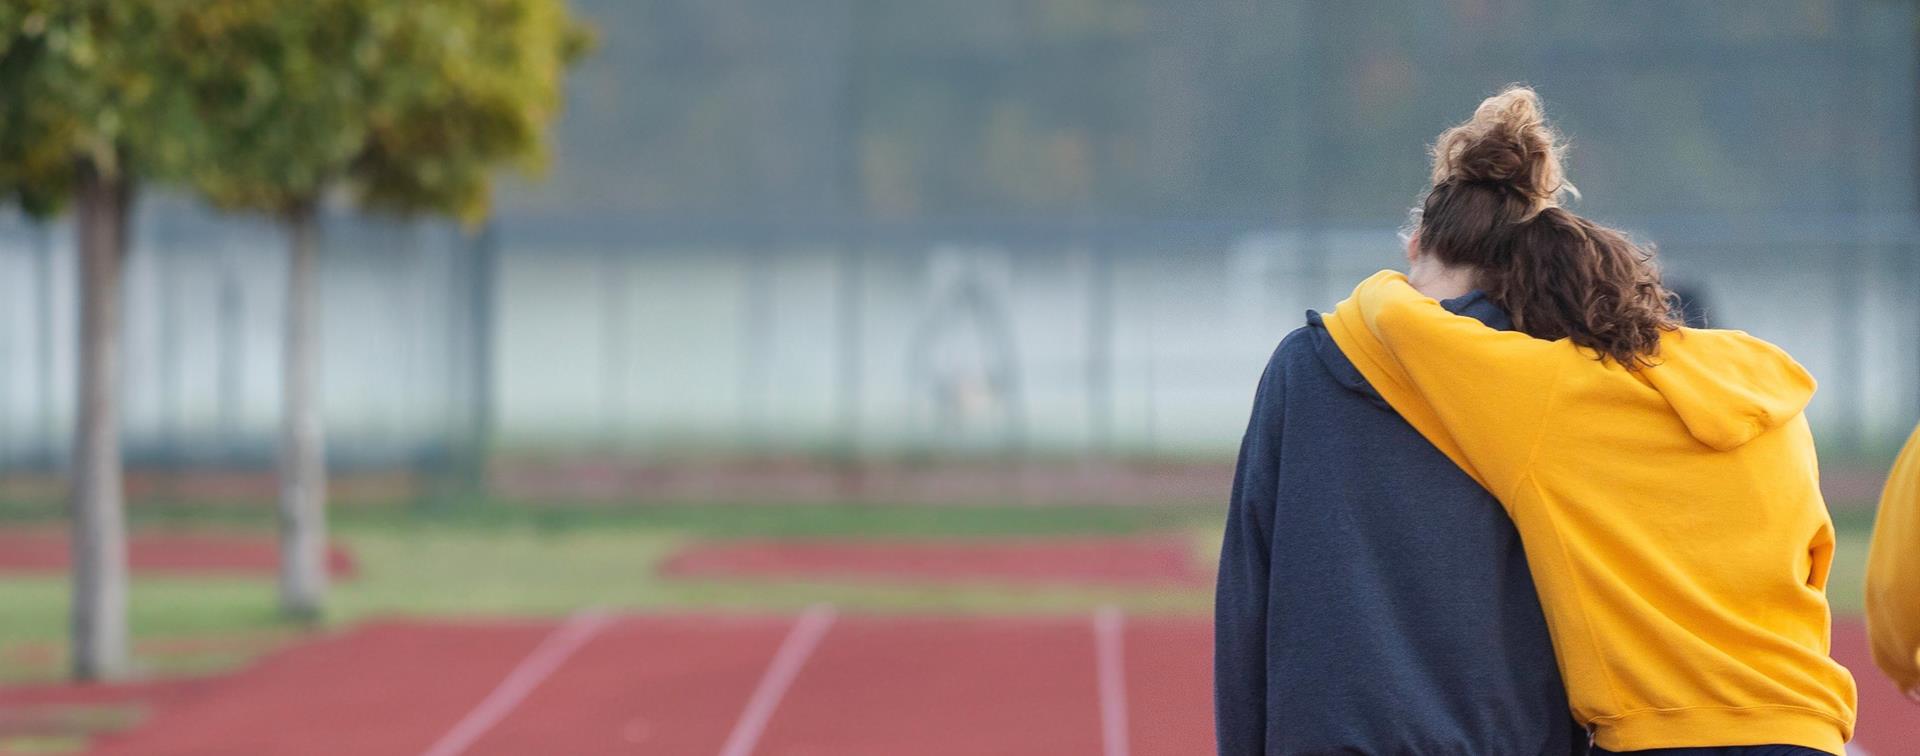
left=1214, top=287, right=1585, bottom=755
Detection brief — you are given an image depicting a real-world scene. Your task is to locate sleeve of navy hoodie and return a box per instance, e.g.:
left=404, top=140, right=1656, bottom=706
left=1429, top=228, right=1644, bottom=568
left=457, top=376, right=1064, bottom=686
left=1214, top=350, right=1283, bottom=755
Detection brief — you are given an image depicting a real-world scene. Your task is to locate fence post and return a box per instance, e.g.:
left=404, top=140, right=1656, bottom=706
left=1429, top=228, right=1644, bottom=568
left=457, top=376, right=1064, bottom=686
left=599, top=246, right=629, bottom=448
left=741, top=233, right=774, bottom=451
left=452, top=221, right=498, bottom=497
left=1085, top=241, right=1113, bottom=456
left=34, top=222, right=56, bottom=471
left=835, top=235, right=864, bottom=462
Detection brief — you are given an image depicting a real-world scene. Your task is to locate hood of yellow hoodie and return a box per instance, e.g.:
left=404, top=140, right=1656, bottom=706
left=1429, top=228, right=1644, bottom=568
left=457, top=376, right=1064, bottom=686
left=1640, top=328, right=1817, bottom=451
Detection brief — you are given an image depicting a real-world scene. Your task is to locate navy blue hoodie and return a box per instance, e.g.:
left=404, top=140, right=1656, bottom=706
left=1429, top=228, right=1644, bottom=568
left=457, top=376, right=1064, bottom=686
left=1214, top=292, right=1584, bottom=755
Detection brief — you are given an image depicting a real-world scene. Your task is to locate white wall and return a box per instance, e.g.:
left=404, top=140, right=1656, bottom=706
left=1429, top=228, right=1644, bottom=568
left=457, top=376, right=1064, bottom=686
left=0, top=213, right=1913, bottom=467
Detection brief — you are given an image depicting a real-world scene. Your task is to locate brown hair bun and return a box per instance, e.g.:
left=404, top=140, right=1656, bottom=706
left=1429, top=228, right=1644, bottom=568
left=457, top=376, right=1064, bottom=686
left=1429, top=85, right=1573, bottom=219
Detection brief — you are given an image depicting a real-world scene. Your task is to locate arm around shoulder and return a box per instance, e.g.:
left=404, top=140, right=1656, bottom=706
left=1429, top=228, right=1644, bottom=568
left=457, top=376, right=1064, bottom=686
left=1326, top=271, right=1565, bottom=495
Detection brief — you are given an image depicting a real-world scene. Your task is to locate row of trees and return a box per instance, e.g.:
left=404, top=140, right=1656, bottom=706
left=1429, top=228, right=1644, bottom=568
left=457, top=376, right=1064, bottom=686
left=0, top=0, right=590, bottom=680
left=536, top=1, right=1897, bottom=222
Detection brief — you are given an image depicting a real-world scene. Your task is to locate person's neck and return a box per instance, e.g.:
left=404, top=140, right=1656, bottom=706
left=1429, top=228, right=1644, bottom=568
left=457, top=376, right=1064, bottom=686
left=1406, top=258, right=1478, bottom=301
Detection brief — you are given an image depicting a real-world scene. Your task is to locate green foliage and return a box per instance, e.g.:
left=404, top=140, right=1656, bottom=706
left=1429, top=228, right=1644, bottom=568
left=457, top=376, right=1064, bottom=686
left=0, top=0, right=590, bottom=223
left=518, top=0, right=1911, bottom=220
left=353, top=0, right=593, bottom=223
left=166, top=0, right=379, bottom=216
left=0, top=1, right=184, bottom=216
left=176, top=0, right=593, bottom=223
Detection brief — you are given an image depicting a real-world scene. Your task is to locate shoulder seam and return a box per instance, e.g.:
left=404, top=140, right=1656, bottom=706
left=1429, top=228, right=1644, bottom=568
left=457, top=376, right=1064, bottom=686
left=1503, top=357, right=1567, bottom=502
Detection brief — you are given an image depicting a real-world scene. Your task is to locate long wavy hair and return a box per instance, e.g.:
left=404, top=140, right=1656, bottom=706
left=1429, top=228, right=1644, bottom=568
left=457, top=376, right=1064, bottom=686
left=1416, top=85, right=1677, bottom=369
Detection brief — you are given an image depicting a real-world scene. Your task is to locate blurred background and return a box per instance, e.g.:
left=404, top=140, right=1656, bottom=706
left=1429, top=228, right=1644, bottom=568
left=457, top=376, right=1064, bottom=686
left=4, top=1, right=1918, bottom=471
left=3, top=1, right=1919, bottom=754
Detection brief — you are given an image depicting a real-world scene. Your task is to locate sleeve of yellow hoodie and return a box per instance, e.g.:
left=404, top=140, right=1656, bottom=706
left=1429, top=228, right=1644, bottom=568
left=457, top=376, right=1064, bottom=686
left=1866, top=422, right=1920, bottom=696
left=1320, top=270, right=1568, bottom=495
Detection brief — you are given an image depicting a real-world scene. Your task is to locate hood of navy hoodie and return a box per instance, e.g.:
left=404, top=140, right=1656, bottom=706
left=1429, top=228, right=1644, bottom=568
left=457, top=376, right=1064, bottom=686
left=1306, top=290, right=1513, bottom=408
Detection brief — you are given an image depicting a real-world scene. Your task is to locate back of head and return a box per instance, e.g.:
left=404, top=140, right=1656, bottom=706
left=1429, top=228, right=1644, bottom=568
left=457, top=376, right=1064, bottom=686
left=1417, top=85, right=1677, bottom=368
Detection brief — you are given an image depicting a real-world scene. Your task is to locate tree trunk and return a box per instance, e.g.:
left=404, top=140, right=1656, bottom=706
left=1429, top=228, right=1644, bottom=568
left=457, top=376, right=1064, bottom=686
left=278, top=207, right=327, bottom=620
left=70, top=168, right=131, bottom=681
left=465, top=223, right=497, bottom=492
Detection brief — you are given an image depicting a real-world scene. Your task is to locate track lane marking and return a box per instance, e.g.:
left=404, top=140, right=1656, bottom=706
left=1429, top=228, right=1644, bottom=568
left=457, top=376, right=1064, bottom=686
left=717, top=604, right=838, bottom=756
left=1094, top=605, right=1130, bottom=756
left=418, top=608, right=614, bottom=756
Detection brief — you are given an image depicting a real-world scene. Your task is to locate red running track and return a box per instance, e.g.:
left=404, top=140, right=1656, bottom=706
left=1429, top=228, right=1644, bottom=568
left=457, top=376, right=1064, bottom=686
left=1831, top=621, right=1920, bottom=756
left=455, top=614, right=796, bottom=755
left=87, top=620, right=558, bottom=756
left=65, top=609, right=1210, bottom=755
left=754, top=614, right=1108, bottom=755
left=39, top=614, right=1911, bottom=755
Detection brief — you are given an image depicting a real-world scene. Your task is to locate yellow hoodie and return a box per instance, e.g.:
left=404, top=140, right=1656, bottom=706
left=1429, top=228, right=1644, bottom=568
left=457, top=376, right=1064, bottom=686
left=1323, top=270, right=1856, bottom=753
left=1866, top=422, right=1920, bottom=695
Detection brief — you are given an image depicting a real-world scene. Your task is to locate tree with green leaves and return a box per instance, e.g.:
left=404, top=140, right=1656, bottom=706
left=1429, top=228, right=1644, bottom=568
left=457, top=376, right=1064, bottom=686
left=171, top=0, right=590, bottom=618
left=0, top=1, right=194, bottom=681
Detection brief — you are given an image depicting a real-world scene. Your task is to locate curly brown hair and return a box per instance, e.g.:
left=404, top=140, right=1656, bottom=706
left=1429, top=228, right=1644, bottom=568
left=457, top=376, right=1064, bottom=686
left=1417, top=85, right=1677, bottom=369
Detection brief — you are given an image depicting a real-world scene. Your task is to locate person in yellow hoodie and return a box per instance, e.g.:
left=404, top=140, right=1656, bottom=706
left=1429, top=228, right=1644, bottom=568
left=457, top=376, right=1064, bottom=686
left=1867, top=422, right=1920, bottom=702
left=1319, top=86, right=1857, bottom=754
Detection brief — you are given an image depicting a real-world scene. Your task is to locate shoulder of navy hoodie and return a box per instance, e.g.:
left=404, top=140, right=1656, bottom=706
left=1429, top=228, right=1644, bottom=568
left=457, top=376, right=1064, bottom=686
left=1297, top=290, right=1513, bottom=406
left=1251, top=295, right=1582, bottom=755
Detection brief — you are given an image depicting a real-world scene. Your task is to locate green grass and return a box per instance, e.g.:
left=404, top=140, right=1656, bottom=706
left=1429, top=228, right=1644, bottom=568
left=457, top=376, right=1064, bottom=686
left=329, top=527, right=1209, bottom=617
left=1827, top=520, right=1872, bottom=618
left=0, top=498, right=1881, bottom=686
left=0, top=501, right=1220, bottom=684
left=0, top=496, right=1217, bottom=537
left=0, top=702, right=142, bottom=754
left=391, top=499, right=1215, bottom=537
left=0, top=735, right=90, bottom=754
left=0, top=577, right=294, bottom=683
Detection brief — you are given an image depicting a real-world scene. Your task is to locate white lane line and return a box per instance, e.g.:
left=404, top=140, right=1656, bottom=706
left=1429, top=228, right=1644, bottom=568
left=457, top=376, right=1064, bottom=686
left=1094, top=605, right=1131, bottom=756
left=1845, top=746, right=1872, bottom=756
left=419, top=608, right=614, bottom=756
left=717, top=604, right=838, bottom=756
